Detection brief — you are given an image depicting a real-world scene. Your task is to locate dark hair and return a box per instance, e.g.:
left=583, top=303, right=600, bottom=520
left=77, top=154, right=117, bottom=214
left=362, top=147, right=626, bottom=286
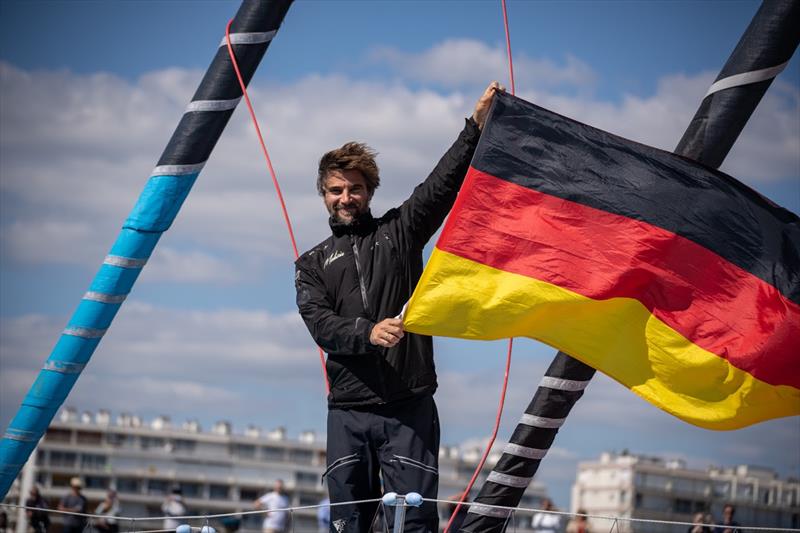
left=317, top=142, right=380, bottom=196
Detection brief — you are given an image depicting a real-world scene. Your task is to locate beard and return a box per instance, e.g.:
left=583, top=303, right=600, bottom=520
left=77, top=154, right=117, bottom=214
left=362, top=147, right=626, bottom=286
left=330, top=203, right=368, bottom=224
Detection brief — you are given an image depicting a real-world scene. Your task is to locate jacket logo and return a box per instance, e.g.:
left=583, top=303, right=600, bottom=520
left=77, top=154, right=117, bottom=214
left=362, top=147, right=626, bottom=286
left=323, top=250, right=345, bottom=270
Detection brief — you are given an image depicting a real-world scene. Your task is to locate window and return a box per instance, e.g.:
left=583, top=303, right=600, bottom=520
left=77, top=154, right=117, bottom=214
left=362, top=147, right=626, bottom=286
left=76, top=431, right=102, bottom=445
left=674, top=499, right=692, bottom=513
left=289, top=449, right=314, bottom=464
left=737, top=483, right=754, bottom=499
left=180, top=482, right=203, bottom=498
left=297, top=492, right=319, bottom=506
left=141, top=437, right=167, bottom=450
left=50, top=451, right=77, bottom=468
left=44, top=428, right=71, bottom=442
left=117, top=478, right=141, bottom=494
left=239, top=487, right=260, bottom=501
left=713, top=482, right=731, bottom=498
left=296, top=472, right=318, bottom=486
left=81, top=453, right=107, bottom=470
left=52, top=474, right=73, bottom=487
left=209, top=484, right=229, bottom=499
left=85, top=476, right=108, bottom=490
left=147, top=479, right=170, bottom=495
left=262, top=446, right=285, bottom=461
left=232, top=444, right=256, bottom=459
left=642, top=474, right=670, bottom=490
left=107, top=433, right=136, bottom=447
left=640, top=495, right=670, bottom=510
left=173, top=439, right=196, bottom=454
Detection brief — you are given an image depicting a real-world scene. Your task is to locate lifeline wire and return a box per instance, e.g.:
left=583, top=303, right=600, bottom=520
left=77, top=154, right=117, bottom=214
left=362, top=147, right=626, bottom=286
left=4, top=500, right=798, bottom=533
left=224, top=19, right=330, bottom=392
left=443, top=1, right=517, bottom=531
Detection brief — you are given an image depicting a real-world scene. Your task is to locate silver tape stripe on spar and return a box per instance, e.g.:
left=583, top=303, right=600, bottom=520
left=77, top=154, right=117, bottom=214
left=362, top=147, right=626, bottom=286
left=63, top=327, right=107, bottom=339
left=467, top=504, right=511, bottom=519
left=185, top=98, right=241, bottom=113
left=487, top=471, right=532, bottom=488
left=83, top=291, right=127, bottom=304
left=103, top=255, right=148, bottom=269
left=705, top=61, right=789, bottom=97
left=539, top=376, right=590, bottom=391
left=3, top=430, right=38, bottom=442
left=44, top=361, right=86, bottom=374
left=504, top=442, right=548, bottom=460
left=519, top=413, right=565, bottom=429
left=219, top=30, right=277, bottom=47
left=150, top=162, right=207, bottom=177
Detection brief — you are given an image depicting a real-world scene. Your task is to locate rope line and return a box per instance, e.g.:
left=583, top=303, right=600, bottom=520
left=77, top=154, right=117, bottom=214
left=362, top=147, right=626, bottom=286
left=501, top=0, right=516, bottom=96
left=4, top=500, right=798, bottom=532
left=444, top=2, right=518, bottom=530
left=223, top=19, right=330, bottom=393
left=444, top=339, right=513, bottom=533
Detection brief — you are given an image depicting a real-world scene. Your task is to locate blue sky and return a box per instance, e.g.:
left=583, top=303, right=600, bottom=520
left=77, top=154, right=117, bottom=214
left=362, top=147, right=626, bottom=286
left=1, top=0, right=798, bottom=510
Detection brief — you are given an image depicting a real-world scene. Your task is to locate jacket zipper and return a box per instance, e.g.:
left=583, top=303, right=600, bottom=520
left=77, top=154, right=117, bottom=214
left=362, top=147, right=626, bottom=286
left=351, top=235, right=386, bottom=402
left=351, top=238, right=369, bottom=314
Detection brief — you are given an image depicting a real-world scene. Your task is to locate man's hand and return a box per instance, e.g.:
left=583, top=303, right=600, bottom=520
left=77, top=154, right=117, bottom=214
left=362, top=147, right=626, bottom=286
left=472, top=81, right=505, bottom=130
left=370, top=318, right=405, bottom=348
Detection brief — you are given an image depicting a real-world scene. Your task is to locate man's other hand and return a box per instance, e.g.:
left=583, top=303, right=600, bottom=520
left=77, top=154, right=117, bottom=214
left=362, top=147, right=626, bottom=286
left=370, top=318, right=405, bottom=348
left=472, top=81, right=505, bottom=130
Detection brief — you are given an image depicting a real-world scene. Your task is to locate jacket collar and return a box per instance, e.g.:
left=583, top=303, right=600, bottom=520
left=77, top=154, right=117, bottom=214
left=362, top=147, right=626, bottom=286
left=329, top=210, right=377, bottom=237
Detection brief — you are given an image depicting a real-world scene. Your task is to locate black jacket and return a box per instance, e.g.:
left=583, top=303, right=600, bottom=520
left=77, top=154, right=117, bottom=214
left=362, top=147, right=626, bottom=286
left=295, top=119, right=481, bottom=408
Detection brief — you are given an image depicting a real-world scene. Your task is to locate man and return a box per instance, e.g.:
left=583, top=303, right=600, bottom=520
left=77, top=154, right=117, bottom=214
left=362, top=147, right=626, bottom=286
left=255, top=479, right=290, bottom=533
left=714, top=504, right=740, bottom=533
left=94, top=489, right=120, bottom=533
left=25, top=486, right=50, bottom=533
left=295, top=81, right=501, bottom=533
left=531, top=498, right=562, bottom=533
left=161, top=487, right=187, bottom=531
left=58, top=477, right=87, bottom=533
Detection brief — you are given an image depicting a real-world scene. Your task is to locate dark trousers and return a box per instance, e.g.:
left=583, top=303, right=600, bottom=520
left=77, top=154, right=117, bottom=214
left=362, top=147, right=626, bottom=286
left=325, top=395, right=440, bottom=533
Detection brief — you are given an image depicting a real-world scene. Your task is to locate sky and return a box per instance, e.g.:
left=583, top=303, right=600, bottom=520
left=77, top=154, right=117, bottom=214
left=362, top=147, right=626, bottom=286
left=1, top=0, right=798, bottom=511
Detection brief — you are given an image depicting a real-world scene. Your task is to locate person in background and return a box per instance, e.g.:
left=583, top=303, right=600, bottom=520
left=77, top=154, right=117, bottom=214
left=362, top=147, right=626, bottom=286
left=94, top=489, right=120, bottom=533
left=58, top=477, right=87, bottom=533
left=532, top=498, right=562, bottom=533
left=162, top=487, right=188, bottom=531
left=317, top=497, right=330, bottom=533
left=565, top=509, right=591, bottom=533
left=688, top=511, right=712, bottom=533
left=255, top=479, right=290, bottom=533
left=714, top=504, right=740, bottom=533
left=25, top=486, right=50, bottom=533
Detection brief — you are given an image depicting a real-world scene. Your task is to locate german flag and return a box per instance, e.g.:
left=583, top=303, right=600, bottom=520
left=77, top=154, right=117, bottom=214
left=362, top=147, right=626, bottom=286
left=404, top=92, right=799, bottom=430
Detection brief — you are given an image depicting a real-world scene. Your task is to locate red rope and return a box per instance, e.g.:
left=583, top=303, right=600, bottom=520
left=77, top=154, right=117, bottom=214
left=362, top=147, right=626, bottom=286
left=225, top=20, right=329, bottom=393
left=502, top=0, right=516, bottom=96
left=444, top=339, right=512, bottom=533
left=444, top=3, right=517, bottom=530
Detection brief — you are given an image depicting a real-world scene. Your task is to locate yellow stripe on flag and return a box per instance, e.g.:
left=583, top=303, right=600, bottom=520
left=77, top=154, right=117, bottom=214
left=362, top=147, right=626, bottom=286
left=404, top=248, right=800, bottom=430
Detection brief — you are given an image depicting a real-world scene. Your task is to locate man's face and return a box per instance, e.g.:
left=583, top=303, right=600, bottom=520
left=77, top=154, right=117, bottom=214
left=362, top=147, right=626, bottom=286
left=323, top=169, right=371, bottom=224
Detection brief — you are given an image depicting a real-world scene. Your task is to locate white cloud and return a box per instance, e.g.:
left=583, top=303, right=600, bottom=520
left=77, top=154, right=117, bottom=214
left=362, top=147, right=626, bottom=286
left=143, top=246, right=241, bottom=283
left=2, top=48, right=798, bottom=286
left=371, top=39, right=596, bottom=91
left=0, top=303, right=325, bottom=434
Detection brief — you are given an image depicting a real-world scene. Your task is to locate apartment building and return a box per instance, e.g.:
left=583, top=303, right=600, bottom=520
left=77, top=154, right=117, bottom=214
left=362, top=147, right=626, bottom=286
left=570, top=451, right=799, bottom=533
left=3, top=408, right=547, bottom=532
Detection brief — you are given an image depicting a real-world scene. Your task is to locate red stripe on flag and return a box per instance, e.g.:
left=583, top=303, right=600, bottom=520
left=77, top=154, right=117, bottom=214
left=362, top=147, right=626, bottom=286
left=439, top=168, right=800, bottom=388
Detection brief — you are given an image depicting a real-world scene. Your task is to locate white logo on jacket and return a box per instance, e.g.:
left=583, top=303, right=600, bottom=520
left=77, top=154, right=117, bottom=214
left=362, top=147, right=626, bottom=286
left=323, top=250, right=345, bottom=269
